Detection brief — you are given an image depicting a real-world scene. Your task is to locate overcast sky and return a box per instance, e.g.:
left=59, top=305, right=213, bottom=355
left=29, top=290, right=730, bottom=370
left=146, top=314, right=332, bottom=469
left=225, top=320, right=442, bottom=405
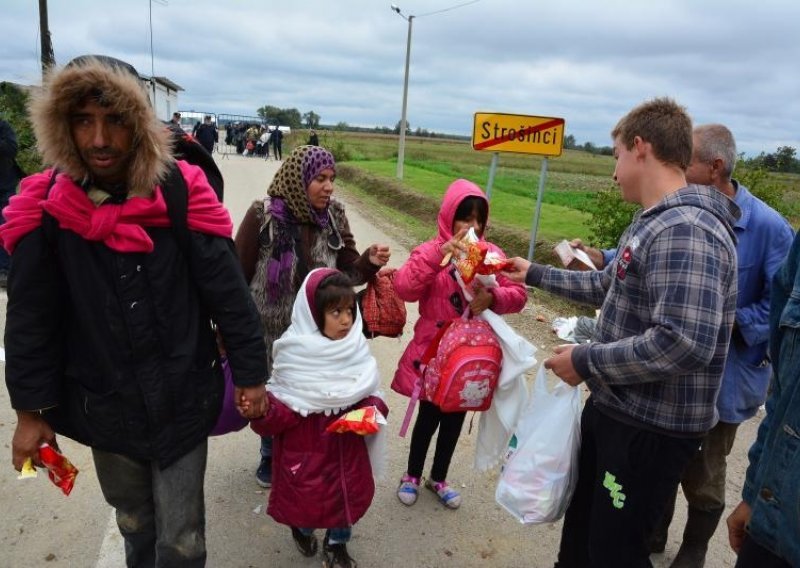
left=2, top=0, right=798, bottom=156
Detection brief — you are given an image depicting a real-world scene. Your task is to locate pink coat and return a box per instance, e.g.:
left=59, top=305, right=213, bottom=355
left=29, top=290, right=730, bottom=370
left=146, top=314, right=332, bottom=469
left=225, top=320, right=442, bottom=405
left=391, top=179, right=527, bottom=399
left=251, top=393, right=389, bottom=528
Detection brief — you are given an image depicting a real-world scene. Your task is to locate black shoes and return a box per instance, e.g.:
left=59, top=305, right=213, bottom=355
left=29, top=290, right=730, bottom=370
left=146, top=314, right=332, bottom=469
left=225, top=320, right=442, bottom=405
left=290, top=527, right=318, bottom=557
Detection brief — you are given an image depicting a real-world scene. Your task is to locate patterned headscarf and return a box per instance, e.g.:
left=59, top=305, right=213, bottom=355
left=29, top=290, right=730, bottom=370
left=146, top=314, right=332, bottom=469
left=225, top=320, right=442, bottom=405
left=267, top=145, right=336, bottom=226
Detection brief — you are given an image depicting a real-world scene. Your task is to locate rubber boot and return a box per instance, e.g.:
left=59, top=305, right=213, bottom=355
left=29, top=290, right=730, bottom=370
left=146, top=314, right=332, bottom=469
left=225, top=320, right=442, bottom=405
left=669, top=506, right=724, bottom=568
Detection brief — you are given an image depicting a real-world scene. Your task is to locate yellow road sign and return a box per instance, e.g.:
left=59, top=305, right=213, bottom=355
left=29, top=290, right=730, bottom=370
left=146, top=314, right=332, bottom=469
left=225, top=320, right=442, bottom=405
left=472, top=112, right=565, bottom=156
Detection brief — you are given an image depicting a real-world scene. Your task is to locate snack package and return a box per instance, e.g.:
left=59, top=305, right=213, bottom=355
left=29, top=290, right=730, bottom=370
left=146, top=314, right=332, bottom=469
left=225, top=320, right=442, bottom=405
left=554, top=240, right=597, bottom=271
left=447, top=228, right=512, bottom=285
left=38, top=443, right=79, bottom=496
left=326, top=406, right=387, bottom=436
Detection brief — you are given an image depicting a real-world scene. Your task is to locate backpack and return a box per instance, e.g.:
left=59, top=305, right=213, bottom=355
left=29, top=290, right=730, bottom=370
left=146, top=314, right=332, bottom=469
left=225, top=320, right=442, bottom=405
left=399, top=312, right=503, bottom=436
left=357, top=267, right=406, bottom=338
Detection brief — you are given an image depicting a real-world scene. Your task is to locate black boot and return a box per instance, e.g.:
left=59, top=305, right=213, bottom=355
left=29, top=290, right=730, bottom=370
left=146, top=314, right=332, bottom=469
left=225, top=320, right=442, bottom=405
left=669, top=506, right=724, bottom=568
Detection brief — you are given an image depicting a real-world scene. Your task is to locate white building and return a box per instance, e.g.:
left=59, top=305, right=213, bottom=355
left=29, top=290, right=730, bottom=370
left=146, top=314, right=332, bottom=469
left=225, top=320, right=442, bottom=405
left=140, top=76, right=183, bottom=122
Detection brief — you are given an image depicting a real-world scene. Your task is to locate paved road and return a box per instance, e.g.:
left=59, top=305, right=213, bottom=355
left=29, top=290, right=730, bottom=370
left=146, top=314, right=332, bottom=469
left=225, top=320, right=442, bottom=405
left=0, top=153, right=755, bottom=567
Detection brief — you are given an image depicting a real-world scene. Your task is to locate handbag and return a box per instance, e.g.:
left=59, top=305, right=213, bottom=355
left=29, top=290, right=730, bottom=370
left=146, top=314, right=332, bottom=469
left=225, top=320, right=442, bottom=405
left=209, top=357, right=249, bottom=436
left=495, top=364, right=582, bottom=524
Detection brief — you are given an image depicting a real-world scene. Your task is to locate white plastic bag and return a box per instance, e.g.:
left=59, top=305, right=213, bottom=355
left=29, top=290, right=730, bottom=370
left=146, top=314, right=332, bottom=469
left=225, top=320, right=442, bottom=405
left=495, top=364, right=582, bottom=524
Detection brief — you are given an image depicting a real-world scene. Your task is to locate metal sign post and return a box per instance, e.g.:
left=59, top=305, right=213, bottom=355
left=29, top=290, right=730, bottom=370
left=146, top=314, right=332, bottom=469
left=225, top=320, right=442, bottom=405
left=485, top=152, right=499, bottom=201
left=527, top=157, right=549, bottom=262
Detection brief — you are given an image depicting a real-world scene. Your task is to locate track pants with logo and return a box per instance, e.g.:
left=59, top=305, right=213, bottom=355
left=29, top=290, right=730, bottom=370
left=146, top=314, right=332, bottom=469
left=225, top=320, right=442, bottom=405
left=555, top=398, right=701, bottom=568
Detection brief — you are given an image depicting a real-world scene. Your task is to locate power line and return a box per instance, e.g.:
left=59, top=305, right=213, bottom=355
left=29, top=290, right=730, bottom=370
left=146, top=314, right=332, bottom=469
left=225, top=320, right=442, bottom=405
left=417, top=0, right=480, bottom=19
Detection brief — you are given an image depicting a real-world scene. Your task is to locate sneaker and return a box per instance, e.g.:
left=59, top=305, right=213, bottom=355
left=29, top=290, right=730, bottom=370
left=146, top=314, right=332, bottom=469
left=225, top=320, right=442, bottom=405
left=425, top=478, right=462, bottom=509
left=397, top=473, right=420, bottom=506
left=255, top=458, right=272, bottom=488
left=290, top=527, right=318, bottom=557
left=323, top=536, right=357, bottom=568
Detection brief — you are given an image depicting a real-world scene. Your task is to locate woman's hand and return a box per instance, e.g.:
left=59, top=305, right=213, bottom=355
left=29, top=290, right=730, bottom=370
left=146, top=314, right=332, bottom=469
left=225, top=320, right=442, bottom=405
left=440, top=227, right=469, bottom=265
left=368, top=244, right=391, bottom=267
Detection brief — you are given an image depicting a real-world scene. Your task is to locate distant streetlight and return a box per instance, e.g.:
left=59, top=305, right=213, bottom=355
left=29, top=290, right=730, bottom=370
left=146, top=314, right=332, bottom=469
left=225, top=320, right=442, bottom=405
left=391, top=5, right=413, bottom=180
left=390, top=1, right=480, bottom=180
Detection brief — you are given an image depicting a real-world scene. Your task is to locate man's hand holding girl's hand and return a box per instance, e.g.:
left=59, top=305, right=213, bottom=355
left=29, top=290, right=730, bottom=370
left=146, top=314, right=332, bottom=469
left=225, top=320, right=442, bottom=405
left=235, top=385, right=269, bottom=419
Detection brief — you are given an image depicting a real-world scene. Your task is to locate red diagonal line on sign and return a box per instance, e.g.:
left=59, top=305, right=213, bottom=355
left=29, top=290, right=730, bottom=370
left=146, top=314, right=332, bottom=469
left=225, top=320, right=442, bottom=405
left=474, top=118, right=564, bottom=151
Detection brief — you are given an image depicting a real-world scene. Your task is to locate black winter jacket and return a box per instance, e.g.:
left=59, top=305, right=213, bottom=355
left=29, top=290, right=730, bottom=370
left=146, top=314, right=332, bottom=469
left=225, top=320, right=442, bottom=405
left=5, top=223, right=267, bottom=468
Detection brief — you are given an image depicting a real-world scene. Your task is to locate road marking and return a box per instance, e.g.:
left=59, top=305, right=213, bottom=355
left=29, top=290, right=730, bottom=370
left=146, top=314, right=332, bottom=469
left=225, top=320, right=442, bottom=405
left=95, top=510, right=126, bottom=567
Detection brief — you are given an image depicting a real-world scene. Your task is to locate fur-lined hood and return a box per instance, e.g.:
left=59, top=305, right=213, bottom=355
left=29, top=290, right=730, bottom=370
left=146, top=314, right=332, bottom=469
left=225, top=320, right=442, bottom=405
left=28, top=55, right=173, bottom=196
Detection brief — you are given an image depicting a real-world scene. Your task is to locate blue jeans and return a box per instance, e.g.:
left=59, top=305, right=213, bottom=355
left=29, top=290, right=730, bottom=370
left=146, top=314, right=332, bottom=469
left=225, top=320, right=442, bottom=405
left=92, top=441, right=208, bottom=568
left=298, top=526, right=352, bottom=544
left=260, top=435, right=272, bottom=460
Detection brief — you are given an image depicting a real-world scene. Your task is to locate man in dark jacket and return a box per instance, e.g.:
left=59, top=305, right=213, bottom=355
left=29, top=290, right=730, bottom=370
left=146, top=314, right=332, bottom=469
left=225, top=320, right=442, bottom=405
left=271, top=126, right=283, bottom=160
left=0, top=55, right=267, bottom=567
left=193, top=114, right=218, bottom=154
left=0, top=117, right=22, bottom=286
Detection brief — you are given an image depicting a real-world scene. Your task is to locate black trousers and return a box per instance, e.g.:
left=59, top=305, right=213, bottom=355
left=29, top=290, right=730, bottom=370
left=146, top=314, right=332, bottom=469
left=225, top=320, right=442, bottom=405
left=407, top=401, right=466, bottom=482
left=555, top=399, right=700, bottom=568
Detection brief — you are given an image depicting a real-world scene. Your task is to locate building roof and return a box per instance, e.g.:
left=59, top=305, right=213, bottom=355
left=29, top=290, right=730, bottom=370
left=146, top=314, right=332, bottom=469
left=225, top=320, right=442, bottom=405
left=144, top=75, right=184, bottom=92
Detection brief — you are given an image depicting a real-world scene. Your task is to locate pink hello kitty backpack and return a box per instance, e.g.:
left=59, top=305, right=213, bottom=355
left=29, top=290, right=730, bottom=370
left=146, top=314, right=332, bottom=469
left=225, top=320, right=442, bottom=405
left=399, top=311, right=503, bottom=436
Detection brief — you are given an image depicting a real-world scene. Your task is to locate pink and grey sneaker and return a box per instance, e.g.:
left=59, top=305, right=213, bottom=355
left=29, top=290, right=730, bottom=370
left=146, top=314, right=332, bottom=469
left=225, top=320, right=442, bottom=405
left=397, top=473, right=420, bottom=506
left=425, top=478, right=462, bottom=509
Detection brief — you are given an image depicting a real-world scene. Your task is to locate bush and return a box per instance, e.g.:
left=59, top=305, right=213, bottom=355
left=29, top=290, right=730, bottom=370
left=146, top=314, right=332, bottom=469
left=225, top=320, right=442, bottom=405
left=0, top=82, right=41, bottom=176
left=735, top=162, right=790, bottom=217
left=588, top=186, right=639, bottom=249
left=319, top=131, right=353, bottom=163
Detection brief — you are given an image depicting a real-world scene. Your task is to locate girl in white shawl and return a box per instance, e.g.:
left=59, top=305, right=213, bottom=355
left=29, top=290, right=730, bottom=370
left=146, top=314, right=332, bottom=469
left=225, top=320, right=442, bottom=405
left=250, top=268, right=388, bottom=568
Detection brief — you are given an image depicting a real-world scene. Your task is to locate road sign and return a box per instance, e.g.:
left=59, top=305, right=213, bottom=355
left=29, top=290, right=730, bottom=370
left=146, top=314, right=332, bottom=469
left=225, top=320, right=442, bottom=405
left=472, top=112, right=565, bottom=156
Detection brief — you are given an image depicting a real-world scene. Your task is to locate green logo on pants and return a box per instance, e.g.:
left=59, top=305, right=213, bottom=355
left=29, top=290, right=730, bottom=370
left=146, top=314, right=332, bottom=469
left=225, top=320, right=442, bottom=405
left=603, top=471, right=626, bottom=509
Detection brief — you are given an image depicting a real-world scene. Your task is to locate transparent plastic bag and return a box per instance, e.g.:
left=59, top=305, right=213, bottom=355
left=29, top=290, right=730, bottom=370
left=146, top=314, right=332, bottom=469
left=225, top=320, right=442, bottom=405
left=495, top=364, right=582, bottom=524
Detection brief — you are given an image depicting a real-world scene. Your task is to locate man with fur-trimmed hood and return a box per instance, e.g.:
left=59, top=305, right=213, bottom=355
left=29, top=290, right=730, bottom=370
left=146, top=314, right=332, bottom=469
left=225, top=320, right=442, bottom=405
left=0, top=55, right=268, bottom=567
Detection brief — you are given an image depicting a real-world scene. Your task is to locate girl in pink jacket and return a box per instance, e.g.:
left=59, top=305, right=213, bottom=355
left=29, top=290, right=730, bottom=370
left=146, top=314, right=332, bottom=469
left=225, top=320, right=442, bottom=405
left=392, top=179, right=527, bottom=509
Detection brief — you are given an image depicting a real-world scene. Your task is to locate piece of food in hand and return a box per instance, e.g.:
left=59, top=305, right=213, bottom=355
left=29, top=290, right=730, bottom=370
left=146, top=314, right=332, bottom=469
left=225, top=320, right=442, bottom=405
left=17, top=458, right=38, bottom=480
left=326, top=406, right=386, bottom=436
left=38, top=443, right=79, bottom=496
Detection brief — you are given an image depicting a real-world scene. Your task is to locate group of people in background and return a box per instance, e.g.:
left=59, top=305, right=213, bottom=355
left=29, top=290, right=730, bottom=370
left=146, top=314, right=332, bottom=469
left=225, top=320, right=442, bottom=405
left=224, top=121, right=283, bottom=159
left=2, top=55, right=800, bottom=568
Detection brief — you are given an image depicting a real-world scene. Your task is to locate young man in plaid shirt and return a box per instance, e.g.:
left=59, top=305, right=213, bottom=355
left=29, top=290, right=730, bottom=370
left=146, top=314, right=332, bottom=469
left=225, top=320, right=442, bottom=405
left=504, top=98, right=739, bottom=567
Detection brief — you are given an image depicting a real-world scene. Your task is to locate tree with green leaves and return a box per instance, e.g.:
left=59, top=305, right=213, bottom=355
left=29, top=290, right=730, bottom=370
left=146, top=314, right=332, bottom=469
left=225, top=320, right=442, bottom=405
left=0, top=82, right=41, bottom=175
left=302, top=111, right=320, bottom=129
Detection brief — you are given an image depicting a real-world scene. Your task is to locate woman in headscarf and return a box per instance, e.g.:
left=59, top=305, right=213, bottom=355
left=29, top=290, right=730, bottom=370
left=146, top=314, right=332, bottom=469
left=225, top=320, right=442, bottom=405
left=235, top=144, right=391, bottom=488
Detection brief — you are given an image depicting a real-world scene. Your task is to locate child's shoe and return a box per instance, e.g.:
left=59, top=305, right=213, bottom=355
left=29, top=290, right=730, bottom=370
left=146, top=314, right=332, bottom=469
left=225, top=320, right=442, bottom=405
left=290, top=527, right=318, bottom=557
left=396, top=473, right=420, bottom=506
left=322, top=536, right=357, bottom=568
left=425, top=478, right=462, bottom=509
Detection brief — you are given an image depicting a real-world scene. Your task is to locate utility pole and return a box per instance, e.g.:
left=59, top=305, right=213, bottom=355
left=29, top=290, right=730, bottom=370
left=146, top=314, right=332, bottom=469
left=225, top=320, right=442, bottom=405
left=38, top=0, right=55, bottom=78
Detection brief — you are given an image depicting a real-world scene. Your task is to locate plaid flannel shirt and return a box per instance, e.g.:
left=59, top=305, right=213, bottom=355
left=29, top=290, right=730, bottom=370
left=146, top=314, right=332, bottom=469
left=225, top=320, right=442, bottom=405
left=531, top=185, right=739, bottom=434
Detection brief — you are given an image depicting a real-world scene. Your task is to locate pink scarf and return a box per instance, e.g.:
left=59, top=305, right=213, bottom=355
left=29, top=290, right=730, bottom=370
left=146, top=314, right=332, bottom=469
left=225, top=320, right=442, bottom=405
left=0, top=161, right=232, bottom=254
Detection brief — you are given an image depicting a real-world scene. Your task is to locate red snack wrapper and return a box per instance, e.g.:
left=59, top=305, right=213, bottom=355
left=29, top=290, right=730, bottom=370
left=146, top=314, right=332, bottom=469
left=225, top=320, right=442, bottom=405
left=455, top=241, right=489, bottom=284
left=38, top=443, right=79, bottom=496
left=326, top=406, right=380, bottom=436
left=476, top=252, right=513, bottom=275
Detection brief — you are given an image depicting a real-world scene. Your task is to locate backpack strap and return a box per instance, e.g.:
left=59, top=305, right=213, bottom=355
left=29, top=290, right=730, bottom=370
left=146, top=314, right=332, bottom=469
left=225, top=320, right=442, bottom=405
left=160, top=161, right=192, bottom=260
left=40, top=169, right=60, bottom=251
left=399, top=318, right=456, bottom=438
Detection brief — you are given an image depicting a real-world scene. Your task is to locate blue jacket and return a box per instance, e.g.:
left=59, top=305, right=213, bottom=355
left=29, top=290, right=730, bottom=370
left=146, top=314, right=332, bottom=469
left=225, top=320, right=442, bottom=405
left=717, top=183, right=793, bottom=422
left=741, top=230, right=800, bottom=565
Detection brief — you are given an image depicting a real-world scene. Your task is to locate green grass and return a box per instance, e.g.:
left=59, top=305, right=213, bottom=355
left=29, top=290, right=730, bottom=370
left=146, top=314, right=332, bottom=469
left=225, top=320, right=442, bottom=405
left=347, top=158, right=592, bottom=243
